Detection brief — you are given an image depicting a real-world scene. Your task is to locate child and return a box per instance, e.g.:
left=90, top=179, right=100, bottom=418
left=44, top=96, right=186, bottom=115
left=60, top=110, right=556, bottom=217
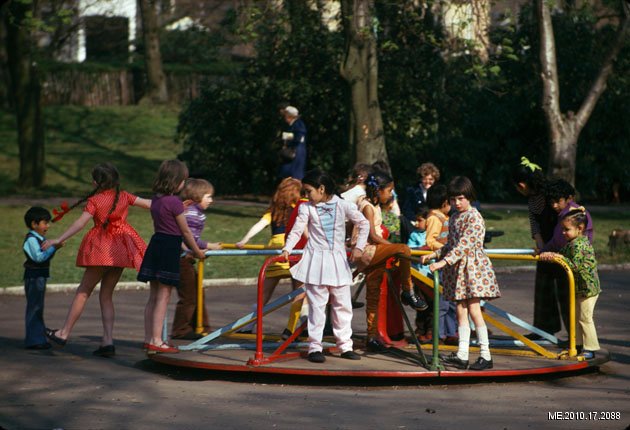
left=421, top=176, right=500, bottom=370
left=281, top=169, right=369, bottom=363
left=236, top=177, right=304, bottom=331
left=538, top=178, right=593, bottom=335
left=407, top=206, right=429, bottom=251
left=540, top=207, right=600, bottom=359
left=340, top=163, right=371, bottom=205
left=43, top=162, right=150, bottom=357
left=423, top=184, right=459, bottom=344
left=139, top=160, right=206, bottom=354
left=356, top=171, right=428, bottom=352
left=23, top=207, right=61, bottom=349
left=512, top=157, right=560, bottom=339
left=171, top=179, right=222, bottom=340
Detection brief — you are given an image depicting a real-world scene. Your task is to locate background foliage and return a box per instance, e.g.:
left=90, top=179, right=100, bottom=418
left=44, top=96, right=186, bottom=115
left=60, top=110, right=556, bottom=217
left=178, top=2, right=629, bottom=203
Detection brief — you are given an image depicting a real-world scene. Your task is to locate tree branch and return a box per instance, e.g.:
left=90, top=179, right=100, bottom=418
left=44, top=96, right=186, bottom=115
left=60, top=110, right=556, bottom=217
left=574, top=0, right=629, bottom=130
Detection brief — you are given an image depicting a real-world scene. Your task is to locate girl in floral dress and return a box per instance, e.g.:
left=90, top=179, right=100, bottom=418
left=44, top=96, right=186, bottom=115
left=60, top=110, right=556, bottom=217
left=421, top=176, right=500, bottom=370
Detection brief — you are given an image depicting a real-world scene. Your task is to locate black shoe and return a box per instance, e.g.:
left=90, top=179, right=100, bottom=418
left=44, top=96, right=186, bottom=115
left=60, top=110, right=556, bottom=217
left=469, top=357, right=493, bottom=370
left=26, top=343, right=52, bottom=350
left=401, top=290, right=429, bottom=311
left=366, top=338, right=387, bottom=353
left=442, top=352, right=469, bottom=369
left=340, top=350, right=361, bottom=360
left=308, top=351, right=326, bottom=363
left=93, top=345, right=116, bottom=358
left=352, top=300, right=365, bottom=309
left=281, top=328, right=293, bottom=340
left=44, top=328, right=67, bottom=347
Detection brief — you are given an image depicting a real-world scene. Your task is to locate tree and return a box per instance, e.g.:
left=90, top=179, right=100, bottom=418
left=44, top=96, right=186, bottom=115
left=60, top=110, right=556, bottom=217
left=340, top=0, right=388, bottom=166
left=4, top=0, right=46, bottom=188
left=538, top=0, right=629, bottom=184
left=138, top=0, right=168, bottom=104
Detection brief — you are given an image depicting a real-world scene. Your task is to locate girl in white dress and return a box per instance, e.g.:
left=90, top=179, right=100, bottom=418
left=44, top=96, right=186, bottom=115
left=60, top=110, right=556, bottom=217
left=282, top=170, right=369, bottom=363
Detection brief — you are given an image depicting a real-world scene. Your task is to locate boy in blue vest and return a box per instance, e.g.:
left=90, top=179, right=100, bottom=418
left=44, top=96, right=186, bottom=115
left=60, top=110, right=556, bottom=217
left=23, top=207, right=62, bottom=349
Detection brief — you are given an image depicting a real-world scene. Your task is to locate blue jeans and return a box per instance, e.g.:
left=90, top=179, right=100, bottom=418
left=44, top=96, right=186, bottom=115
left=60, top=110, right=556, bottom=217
left=24, top=277, right=47, bottom=346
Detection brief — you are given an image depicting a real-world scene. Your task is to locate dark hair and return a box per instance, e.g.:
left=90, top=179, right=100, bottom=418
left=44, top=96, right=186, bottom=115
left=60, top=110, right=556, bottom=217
left=153, top=160, right=189, bottom=195
left=415, top=204, right=430, bottom=220
left=562, top=206, right=588, bottom=229
left=302, top=169, right=336, bottom=196
left=426, top=184, right=448, bottom=210
left=546, top=178, right=575, bottom=201
left=371, top=160, right=392, bottom=176
left=512, top=159, right=546, bottom=194
left=365, top=171, right=394, bottom=205
left=54, top=162, right=121, bottom=229
left=347, top=163, right=372, bottom=186
left=447, top=176, right=476, bottom=201
left=24, top=206, right=52, bottom=228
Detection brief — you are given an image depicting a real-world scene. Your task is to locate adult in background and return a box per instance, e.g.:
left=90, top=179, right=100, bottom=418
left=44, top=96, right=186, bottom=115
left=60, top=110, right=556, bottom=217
left=402, top=162, right=440, bottom=221
left=278, top=106, right=307, bottom=180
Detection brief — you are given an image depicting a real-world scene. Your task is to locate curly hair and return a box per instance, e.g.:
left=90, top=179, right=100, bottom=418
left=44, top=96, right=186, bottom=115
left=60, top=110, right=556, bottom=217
left=417, top=162, right=440, bottom=181
left=546, top=178, right=575, bottom=201
left=270, top=177, right=302, bottom=226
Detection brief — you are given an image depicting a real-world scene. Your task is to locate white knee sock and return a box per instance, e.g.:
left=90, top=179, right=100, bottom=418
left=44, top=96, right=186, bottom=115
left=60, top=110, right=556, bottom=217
left=457, top=325, right=471, bottom=361
left=476, top=325, right=491, bottom=361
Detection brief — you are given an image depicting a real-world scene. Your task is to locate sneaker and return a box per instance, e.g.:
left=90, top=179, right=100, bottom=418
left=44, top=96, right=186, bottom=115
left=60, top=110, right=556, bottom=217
left=579, top=350, right=595, bottom=360
left=469, top=357, right=493, bottom=370
left=442, top=352, right=469, bottom=369
left=281, top=328, right=293, bottom=340
left=401, top=290, right=429, bottom=311
left=340, top=350, right=361, bottom=360
left=366, top=337, right=387, bottom=352
left=307, top=351, right=326, bottom=363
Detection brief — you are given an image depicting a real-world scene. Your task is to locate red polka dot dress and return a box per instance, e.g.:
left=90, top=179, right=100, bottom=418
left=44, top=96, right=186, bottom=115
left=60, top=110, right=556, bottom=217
left=76, top=189, right=147, bottom=269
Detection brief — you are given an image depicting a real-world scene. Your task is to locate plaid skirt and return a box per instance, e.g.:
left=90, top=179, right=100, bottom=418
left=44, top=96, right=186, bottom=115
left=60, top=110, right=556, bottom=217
left=137, top=233, right=183, bottom=287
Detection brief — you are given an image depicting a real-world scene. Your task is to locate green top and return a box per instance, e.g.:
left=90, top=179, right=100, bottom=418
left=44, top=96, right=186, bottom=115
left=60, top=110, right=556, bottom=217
left=560, top=236, right=601, bottom=298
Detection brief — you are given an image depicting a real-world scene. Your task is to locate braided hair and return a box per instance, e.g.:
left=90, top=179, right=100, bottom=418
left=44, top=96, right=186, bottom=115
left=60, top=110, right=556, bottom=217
left=562, top=206, right=588, bottom=229
left=364, top=171, right=393, bottom=205
left=56, top=163, right=120, bottom=229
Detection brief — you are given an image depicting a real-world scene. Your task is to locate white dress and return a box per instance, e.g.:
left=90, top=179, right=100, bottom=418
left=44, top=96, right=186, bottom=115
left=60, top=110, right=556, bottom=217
left=283, top=195, right=369, bottom=286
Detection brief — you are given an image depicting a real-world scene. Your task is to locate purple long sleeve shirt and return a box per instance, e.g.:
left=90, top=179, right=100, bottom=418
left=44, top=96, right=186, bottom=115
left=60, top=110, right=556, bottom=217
left=542, top=201, right=593, bottom=252
left=184, top=204, right=208, bottom=250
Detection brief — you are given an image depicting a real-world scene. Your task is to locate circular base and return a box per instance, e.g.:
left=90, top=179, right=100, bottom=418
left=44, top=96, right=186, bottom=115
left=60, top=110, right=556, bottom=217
left=150, top=344, right=609, bottom=381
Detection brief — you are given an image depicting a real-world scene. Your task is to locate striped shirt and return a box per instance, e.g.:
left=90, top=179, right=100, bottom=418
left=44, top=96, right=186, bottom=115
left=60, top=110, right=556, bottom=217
left=183, top=204, right=207, bottom=249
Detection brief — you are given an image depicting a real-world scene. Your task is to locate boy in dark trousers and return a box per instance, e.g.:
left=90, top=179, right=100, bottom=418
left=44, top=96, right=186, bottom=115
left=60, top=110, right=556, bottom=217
left=23, top=207, right=61, bottom=349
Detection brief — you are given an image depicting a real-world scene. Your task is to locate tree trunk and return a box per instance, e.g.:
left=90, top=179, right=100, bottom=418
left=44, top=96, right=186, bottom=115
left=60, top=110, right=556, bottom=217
left=538, top=0, right=629, bottom=184
left=340, top=0, right=388, bottom=166
left=5, top=0, right=46, bottom=188
left=138, top=0, right=168, bottom=104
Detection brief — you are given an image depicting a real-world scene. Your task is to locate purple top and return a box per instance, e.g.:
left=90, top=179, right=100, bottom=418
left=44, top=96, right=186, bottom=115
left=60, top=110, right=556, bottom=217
left=183, top=204, right=207, bottom=249
left=542, top=201, right=593, bottom=252
left=151, top=194, right=185, bottom=236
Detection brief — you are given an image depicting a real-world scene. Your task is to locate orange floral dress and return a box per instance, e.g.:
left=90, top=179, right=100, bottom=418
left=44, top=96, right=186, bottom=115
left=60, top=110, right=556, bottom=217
left=76, top=189, right=147, bottom=269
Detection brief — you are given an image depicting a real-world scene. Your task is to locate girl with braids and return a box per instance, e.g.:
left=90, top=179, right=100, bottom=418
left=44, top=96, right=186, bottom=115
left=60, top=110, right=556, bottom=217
left=355, top=171, right=429, bottom=352
left=42, top=162, right=150, bottom=357
left=236, top=177, right=304, bottom=332
left=540, top=207, right=601, bottom=359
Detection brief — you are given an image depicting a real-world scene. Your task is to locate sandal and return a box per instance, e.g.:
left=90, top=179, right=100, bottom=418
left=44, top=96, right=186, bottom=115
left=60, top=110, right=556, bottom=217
left=45, top=328, right=67, bottom=347
left=146, top=343, right=179, bottom=354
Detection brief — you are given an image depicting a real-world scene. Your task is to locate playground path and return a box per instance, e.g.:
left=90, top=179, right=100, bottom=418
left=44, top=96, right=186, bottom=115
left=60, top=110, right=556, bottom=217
left=0, top=270, right=628, bottom=430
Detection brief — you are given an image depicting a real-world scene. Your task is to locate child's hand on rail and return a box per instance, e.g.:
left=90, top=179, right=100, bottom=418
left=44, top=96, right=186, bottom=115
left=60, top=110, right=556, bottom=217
left=429, top=260, right=447, bottom=272
left=281, top=250, right=290, bottom=262
left=538, top=252, right=559, bottom=262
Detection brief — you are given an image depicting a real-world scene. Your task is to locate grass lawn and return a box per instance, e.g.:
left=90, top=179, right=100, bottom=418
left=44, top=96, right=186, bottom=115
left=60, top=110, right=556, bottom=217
left=0, top=105, right=180, bottom=196
left=1, top=106, right=628, bottom=288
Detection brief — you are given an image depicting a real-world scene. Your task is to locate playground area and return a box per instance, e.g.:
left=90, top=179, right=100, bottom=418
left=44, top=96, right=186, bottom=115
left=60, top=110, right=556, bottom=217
left=1, top=261, right=628, bottom=429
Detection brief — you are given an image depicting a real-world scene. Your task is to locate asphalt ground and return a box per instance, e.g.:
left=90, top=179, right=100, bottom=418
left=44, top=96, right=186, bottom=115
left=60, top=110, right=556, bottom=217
left=0, top=269, right=628, bottom=430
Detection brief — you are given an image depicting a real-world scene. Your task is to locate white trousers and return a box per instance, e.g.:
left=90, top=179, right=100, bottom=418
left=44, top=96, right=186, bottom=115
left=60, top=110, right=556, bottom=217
left=305, top=283, right=354, bottom=354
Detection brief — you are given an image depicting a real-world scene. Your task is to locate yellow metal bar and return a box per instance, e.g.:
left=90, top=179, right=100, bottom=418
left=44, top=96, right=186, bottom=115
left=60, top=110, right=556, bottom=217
left=552, top=256, right=577, bottom=357
left=483, top=313, right=557, bottom=359
left=195, top=260, right=204, bottom=334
